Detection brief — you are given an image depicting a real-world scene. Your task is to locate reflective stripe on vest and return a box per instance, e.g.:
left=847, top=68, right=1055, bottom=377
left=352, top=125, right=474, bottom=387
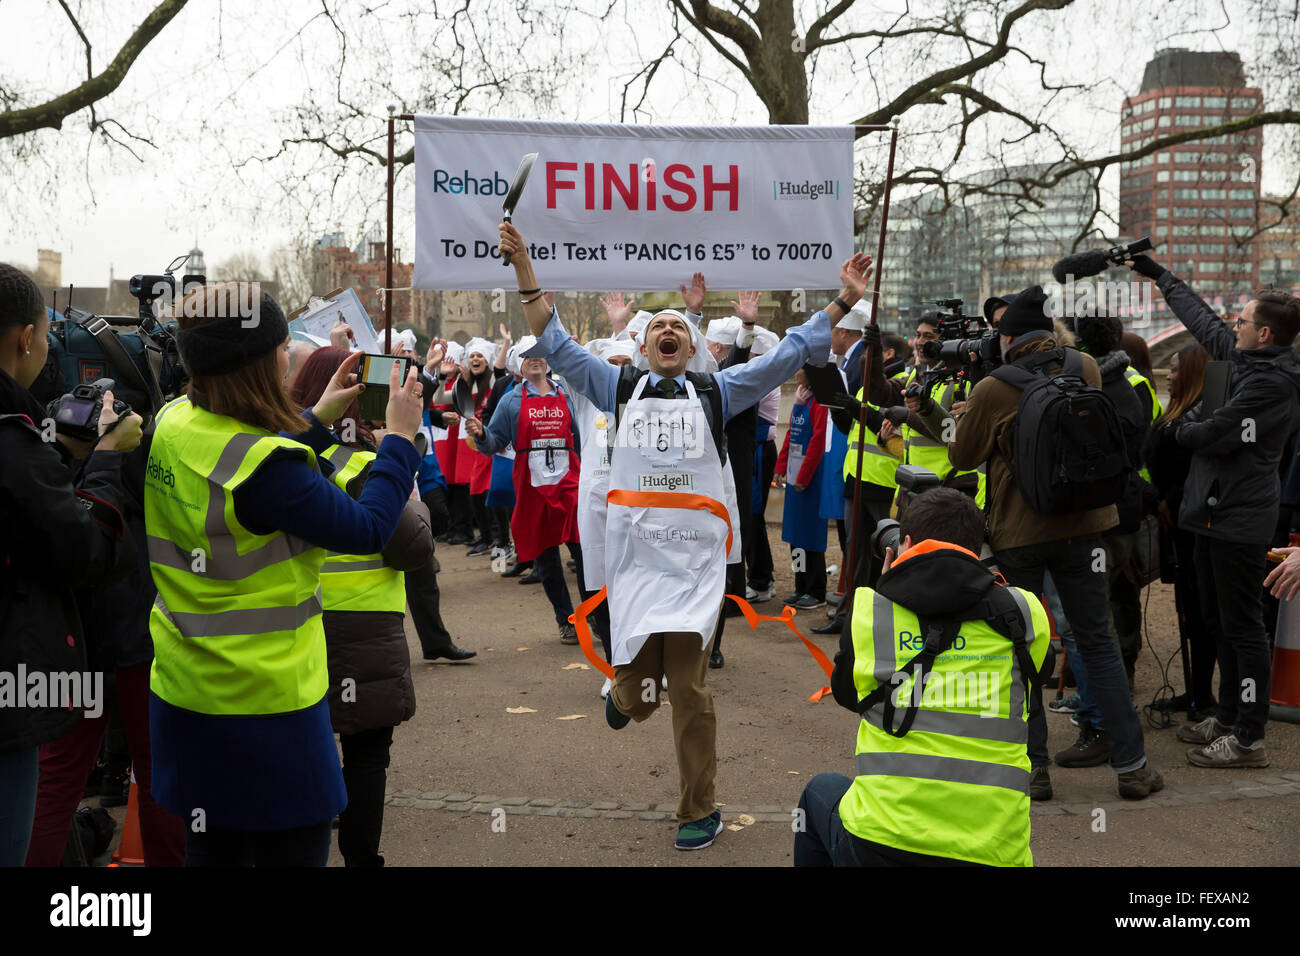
left=1124, top=368, right=1162, bottom=483
left=145, top=397, right=328, bottom=716
left=838, top=580, right=1049, bottom=866
left=319, top=445, right=406, bottom=614
left=844, top=388, right=900, bottom=488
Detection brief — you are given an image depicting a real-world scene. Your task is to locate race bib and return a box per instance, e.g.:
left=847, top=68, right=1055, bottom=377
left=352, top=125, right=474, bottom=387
left=528, top=438, right=569, bottom=486
left=625, top=407, right=705, bottom=464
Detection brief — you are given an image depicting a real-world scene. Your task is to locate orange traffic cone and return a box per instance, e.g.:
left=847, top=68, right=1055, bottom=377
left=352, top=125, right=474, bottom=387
left=111, top=769, right=145, bottom=865
left=1272, top=595, right=1300, bottom=724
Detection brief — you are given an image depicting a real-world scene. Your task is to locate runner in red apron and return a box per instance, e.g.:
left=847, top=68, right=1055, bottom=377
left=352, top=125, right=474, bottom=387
left=511, top=388, right=580, bottom=562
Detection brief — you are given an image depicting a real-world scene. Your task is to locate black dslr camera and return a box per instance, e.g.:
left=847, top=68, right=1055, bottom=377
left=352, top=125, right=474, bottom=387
left=871, top=465, right=942, bottom=559
left=46, top=378, right=132, bottom=443
left=921, top=299, right=1000, bottom=370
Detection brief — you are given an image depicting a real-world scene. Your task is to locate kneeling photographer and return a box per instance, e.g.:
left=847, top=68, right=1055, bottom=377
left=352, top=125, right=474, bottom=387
left=795, top=487, right=1050, bottom=867
left=911, top=286, right=1161, bottom=802
left=0, top=264, right=143, bottom=866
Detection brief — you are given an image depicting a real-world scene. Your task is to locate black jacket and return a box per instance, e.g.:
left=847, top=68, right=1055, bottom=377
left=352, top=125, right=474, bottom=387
left=1096, top=350, right=1150, bottom=535
left=1157, top=272, right=1300, bottom=542
left=1143, top=406, right=1198, bottom=529
left=325, top=499, right=432, bottom=734
left=0, top=367, right=128, bottom=752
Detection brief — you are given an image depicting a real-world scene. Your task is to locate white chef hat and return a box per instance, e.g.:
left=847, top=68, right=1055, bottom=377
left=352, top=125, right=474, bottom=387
left=585, top=337, right=636, bottom=363
left=464, top=337, right=497, bottom=364
left=750, top=326, right=780, bottom=356
left=391, top=328, right=418, bottom=353
left=626, top=310, right=653, bottom=340
left=836, top=301, right=872, bottom=331
left=705, top=316, right=740, bottom=346
left=444, top=341, right=465, bottom=365
left=507, top=335, right=538, bottom=376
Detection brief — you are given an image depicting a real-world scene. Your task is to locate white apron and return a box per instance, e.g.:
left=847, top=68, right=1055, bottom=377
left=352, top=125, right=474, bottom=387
left=574, top=391, right=614, bottom=590
left=605, top=376, right=740, bottom=667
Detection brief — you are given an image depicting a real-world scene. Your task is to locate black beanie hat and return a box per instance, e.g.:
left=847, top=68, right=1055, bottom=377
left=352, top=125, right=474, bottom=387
left=982, top=294, right=1014, bottom=325
left=176, top=290, right=289, bottom=377
left=997, top=285, right=1052, bottom=340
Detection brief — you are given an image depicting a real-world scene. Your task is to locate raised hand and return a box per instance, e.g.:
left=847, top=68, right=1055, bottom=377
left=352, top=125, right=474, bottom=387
left=601, top=291, right=633, bottom=330
left=839, top=253, right=873, bottom=300
left=312, top=351, right=364, bottom=427
left=330, top=316, right=355, bottom=350
left=498, top=322, right=512, bottom=345
left=681, top=271, right=706, bottom=313
left=731, top=290, right=760, bottom=325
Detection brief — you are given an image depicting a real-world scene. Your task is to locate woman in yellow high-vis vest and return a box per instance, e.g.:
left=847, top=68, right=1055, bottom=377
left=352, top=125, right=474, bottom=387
left=145, top=285, right=424, bottom=867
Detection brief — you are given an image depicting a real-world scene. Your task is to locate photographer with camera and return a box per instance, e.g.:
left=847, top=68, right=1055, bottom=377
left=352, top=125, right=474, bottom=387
left=1127, top=255, right=1300, bottom=767
left=795, top=488, right=1050, bottom=866
left=145, top=284, right=424, bottom=866
left=912, top=287, right=1161, bottom=800
left=867, top=310, right=986, bottom=509
left=0, top=264, right=144, bottom=865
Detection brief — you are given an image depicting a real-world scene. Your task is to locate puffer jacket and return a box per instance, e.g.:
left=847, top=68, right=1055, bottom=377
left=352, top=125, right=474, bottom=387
left=1096, top=350, right=1149, bottom=535
left=1157, top=273, right=1300, bottom=542
left=0, top=367, right=128, bottom=752
left=324, top=498, right=432, bottom=734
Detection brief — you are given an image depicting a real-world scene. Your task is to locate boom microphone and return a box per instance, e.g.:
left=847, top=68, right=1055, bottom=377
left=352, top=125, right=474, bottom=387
left=1052, top=236, right=1154, bottom=284
left=1051, top=249, right=1111, bottom=284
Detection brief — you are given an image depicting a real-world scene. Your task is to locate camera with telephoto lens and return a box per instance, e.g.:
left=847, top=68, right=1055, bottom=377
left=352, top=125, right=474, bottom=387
left=920, top=298, right=1000, bottom=370
left=46, top=378, right=132, bottom=443
left=871, top=465, right=942, bottom=559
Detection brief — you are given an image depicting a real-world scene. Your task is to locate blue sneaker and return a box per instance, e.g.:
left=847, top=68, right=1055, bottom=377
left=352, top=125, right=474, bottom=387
left=605, top=692, right=630, bottom=730
left=674, top=810, right=722, bottom=850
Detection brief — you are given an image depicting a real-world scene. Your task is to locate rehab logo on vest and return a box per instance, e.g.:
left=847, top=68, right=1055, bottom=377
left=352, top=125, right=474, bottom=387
left=636, top=473, right=695, bottom=492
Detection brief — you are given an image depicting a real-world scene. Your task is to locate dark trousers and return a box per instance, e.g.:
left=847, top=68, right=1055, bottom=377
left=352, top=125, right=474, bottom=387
left=25, top=660, right=186, bottom=867
left=405, top=553, right=454, bottom=656
left=793, top=548, right=827, bottom=600
left=185, top=819, right=333, bottom=867
left=1104, top=533, right=1142, bottom=675
left=994, top=536, right=1146, bottom=773
left=469, top=492, right=490, bottom=543
left=490, top=506, right=513, bottom=549
left=748, top=438, right=778, bottom=589
left=446, top=483, right=473, bottom=538
left=1173, top=528, right=1218, bottom=708
left=535, top=543, right=581, bottom=627
left=337, top=725, right=394, bottom=867
left=794, top=773, right=978, bottom=867
left=1193, top=534, right=1272, bottom=741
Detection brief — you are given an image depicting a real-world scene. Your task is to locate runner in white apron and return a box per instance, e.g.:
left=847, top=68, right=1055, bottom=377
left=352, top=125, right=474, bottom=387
left=605, top=375, right=739, bottom=667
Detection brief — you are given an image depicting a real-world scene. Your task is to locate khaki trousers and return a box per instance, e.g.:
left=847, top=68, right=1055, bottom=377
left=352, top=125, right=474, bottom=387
left=611, top=631, right=717, bottom=824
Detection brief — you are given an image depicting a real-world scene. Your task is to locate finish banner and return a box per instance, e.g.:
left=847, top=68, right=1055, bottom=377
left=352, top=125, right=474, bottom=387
left=413, top=115, right=855, bottom=292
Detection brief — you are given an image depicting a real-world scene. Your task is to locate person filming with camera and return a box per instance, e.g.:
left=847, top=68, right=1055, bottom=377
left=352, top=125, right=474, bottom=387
left=910, top=286, right=1161, bottom=801
left=0, top=264, right=144, bottom=865
left=1126, top=255, right=1300, bottom=767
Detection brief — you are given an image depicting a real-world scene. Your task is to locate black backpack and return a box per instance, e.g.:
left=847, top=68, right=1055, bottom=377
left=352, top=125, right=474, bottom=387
left=990, top=348, right=1130, bottom=515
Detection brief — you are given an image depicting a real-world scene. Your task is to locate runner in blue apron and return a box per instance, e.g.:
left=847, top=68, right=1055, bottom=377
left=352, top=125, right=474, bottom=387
left=779, top=374, right=830, bottom=608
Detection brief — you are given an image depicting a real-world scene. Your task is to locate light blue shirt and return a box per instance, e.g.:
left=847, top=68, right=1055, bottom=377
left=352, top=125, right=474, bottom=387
left=522, top=307, right=833, bottom=420
left=473, top=377, right=580, bottom=458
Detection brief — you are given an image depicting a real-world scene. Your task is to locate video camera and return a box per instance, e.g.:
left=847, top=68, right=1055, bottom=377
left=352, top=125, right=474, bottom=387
left=906, top=299, right=999, bottom=404
left=42, top=254, right=200, bottom=420
left=45, top=378, right=132, bottom=443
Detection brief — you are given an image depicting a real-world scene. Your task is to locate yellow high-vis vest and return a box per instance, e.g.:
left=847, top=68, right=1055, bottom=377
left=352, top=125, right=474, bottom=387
left=318, top=445, right=406, bottom=614
left=1125, top=368, right=1162, bottom=485
left=898, top=369, right=986, bottom=509
left=844, top=387, right=903, bottom=490
left=839, top=571, right=1050, bottom=866
left=145, top=397, right=328, bottom=716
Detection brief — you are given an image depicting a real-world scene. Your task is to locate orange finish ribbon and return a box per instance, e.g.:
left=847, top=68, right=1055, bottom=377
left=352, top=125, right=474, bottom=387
left=568, top=589, right=833, bottom=702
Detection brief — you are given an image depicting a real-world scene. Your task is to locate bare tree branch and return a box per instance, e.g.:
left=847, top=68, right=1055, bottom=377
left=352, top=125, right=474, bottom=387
left=0, top=0, right=189, bottom=139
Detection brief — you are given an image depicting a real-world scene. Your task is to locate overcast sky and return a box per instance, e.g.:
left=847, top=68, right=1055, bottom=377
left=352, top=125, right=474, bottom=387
left=0, top=0, right=1287, bottom=289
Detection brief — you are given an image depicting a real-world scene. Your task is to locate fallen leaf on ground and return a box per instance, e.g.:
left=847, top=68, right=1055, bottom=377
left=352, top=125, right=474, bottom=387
left=726, top=824, right=745, bottom=832
left=555, top=714, right=586, bottom=720
left=505, top=706, right=537, bottom=714
left=787, top=771, right=800, bottom=775
left=516, top=647, right=531, bottom=652
left=736, top=814, right=756, bottom=826
left=561, top=662, right=589, bottom=670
